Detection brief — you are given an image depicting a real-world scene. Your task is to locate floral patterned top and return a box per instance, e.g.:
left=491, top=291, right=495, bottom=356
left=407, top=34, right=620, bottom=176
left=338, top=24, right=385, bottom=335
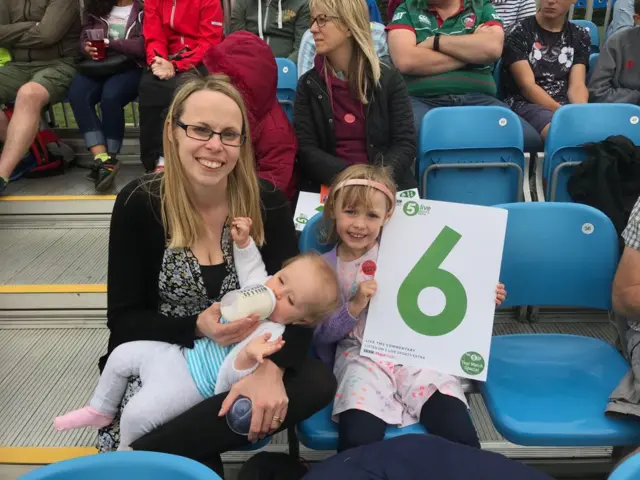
left=502, top=15, right=590, bottom=107
left=97, top=225, right=240, bottom=452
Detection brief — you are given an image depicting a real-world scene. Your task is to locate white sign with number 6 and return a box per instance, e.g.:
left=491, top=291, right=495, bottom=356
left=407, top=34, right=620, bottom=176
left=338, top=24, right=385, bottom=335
left=361, top=199, right=508, bottom=380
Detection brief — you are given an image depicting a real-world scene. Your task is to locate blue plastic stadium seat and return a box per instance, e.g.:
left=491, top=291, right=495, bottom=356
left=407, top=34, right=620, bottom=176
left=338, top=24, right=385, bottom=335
left=296, top=213, right=428, bottom=450
left=298, top=212, right=332, bottom=254
left=479, top=202, right=640, bottom=447
left=609, top=451, right=640, bottom=480
left=571, top=20, right=600, bottom=53
left=297, top=403, right=428, bottom=451
left=275, top=58, right=297, bottom=123
left=18, top=451, right=222, bottom=480
left=417, top=106, right=525, bottom=206
left=544, top=104, right=640, bottom=201
left=588, top=53, right=599, bottom=82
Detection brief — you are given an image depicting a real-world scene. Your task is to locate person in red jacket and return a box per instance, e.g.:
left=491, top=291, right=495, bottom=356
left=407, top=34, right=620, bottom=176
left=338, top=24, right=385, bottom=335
left=203, top=31, right=298, bottom=200
left=138, top=0, right=223, bottom=172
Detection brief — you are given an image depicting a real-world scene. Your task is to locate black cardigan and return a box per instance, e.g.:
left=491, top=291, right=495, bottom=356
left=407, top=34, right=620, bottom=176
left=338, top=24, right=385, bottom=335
left=294, top=61, right=418, bottom=192
left=101, top=176, right=306, bottom=372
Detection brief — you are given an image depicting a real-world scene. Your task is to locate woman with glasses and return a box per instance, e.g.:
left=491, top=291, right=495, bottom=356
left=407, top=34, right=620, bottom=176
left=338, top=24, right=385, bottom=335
left=95, top=75, right=336, bottom=472
left=294, top=0, right=417, bottom=194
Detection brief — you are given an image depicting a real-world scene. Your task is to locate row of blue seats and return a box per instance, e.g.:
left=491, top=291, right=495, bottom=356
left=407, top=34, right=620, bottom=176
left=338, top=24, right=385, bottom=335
left=295, top=198, right=640, bottom=452
left=418, top=102, right=640, bottom=206
left=277, top=60, right=640, bottom=210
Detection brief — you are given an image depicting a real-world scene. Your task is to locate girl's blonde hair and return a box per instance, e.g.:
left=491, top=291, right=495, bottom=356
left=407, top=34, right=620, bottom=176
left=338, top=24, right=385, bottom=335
left=310, top=0, right=381, bottom=104
left=322, top=164, right=397, bottom=244
left=160, top=74, right=264, bottom=248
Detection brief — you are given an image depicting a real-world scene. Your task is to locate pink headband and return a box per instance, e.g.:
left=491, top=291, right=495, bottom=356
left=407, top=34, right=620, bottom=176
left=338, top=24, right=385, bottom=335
left=332, top=179, right=396, bottom=214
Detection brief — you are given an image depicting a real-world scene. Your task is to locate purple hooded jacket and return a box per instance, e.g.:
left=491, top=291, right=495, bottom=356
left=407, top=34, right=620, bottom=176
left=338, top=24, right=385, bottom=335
left=312, top=247, right=360, bottom=370
left=79, top=0, right=145, bottom=63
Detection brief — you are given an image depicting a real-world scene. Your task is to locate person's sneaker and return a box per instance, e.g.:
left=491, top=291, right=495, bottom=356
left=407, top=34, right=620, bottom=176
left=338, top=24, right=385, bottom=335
left=86, top=158, right=101, bottom=181
left=0, top=177, right=7, bottom=194
left=94, top=156, right=120, bottom=192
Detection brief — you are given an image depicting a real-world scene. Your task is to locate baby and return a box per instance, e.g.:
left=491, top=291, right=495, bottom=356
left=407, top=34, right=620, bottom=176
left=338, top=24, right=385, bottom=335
left=54, top=217, right=340, bottom=449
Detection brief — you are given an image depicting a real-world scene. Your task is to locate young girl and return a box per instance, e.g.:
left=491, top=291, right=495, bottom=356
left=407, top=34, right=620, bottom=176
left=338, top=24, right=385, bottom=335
left=313, top=164, right=507, bottom=452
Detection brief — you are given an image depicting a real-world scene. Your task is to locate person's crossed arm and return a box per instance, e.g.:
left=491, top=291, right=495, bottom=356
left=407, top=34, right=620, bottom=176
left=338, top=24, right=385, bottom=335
left=388, top=28, right=467, bottom=76
left=10, top=0, right=79, bottom=48
left=613, top=198, right=640, bottom=316
left=388, top=4, right=503, bottom=76
left=422, top=23, right=504, bottom=64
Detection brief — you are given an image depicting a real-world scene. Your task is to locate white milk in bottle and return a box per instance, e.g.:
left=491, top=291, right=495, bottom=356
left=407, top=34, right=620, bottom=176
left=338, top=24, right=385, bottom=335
left=220, top=284, right=276, bottom=322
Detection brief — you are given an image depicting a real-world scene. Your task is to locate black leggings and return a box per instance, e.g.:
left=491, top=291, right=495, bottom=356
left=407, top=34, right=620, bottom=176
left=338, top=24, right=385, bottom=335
left=138, top=66, right=207, bottom=172
left=337, top=391, right=480, bottom=452
left=131, top=357, right=336, bottom=478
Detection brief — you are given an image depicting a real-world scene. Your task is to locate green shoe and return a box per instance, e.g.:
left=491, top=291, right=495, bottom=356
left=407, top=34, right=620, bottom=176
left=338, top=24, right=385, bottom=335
left=94, top=157, right=120, bottom=192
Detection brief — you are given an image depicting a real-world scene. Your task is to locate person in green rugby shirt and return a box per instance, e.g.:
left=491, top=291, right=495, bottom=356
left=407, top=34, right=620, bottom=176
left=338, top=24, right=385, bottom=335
left=387, top=0, right=542, bottom=151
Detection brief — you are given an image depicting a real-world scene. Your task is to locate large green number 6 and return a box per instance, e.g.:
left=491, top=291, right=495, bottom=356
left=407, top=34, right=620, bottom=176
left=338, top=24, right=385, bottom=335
left=397, top=226, right=467, bottom=336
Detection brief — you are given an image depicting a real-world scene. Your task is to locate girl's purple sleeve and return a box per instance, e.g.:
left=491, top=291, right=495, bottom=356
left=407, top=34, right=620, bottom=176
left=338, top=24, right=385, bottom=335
left=313, top=302, right=357, bottom=346
left=110, top=37, right=146, bottom=59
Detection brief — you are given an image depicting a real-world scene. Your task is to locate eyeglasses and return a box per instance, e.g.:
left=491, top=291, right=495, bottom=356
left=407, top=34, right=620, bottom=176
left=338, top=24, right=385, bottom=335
left=176, top=120, right=245, bottom=147
left=310, top=14, right=340, bottom=28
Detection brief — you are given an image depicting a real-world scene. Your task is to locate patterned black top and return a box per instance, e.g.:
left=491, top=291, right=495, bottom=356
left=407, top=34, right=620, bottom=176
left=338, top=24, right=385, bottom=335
left=502, top=16, right=590, bottom=106
left=97, top=175, right=300, bottom=452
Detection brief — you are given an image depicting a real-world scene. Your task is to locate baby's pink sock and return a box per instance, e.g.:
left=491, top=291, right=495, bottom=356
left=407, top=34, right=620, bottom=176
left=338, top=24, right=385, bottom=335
left=54, top=407, right=113, bottom=431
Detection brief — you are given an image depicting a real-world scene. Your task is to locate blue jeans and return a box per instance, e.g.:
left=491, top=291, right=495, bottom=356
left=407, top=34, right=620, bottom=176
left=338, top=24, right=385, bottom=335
left=67, top=68, right=142, bottom=154
left=410, top=93, right=543, bottom=153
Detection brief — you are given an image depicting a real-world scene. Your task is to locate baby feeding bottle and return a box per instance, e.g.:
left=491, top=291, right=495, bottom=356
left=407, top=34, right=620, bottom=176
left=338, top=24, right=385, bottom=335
left=220, top=284, right=276, bottom=322
left=226, top=395, right=253, bottom=436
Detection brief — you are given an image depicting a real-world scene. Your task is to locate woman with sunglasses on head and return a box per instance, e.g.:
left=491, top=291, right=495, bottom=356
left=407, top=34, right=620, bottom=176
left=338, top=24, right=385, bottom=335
left=95, top=75, right=336, bottom=473
left=294, top=0, right=417, bottom=194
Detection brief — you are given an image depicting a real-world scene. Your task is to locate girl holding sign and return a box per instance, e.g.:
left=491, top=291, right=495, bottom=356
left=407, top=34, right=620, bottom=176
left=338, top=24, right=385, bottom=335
left=313, top=165, right=507, bottom=452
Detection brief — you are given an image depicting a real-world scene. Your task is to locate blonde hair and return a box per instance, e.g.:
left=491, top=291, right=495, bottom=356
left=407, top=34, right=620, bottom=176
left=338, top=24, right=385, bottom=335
left=322, top=164, right=397, bottom=244
left=160, top=74, right=265, bottom=248
left=283, top=252, right=341, bottom=325
left=310, top=0, right=381, bottom=104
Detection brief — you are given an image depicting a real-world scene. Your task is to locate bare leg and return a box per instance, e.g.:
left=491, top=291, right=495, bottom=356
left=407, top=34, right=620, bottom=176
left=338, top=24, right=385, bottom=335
left=540, top=123, right=550, bottom=141
left=0, top=110, right=8, bottom=143
left=0, top=82, right=49, bottom=179
left=89, top=145, right=108, bottom=156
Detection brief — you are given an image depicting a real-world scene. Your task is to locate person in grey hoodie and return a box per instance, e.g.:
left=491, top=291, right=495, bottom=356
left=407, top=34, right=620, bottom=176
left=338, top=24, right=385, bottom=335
left=230, top=0, right=309, bottom=61
left=588, top=3, right=640, bottom=106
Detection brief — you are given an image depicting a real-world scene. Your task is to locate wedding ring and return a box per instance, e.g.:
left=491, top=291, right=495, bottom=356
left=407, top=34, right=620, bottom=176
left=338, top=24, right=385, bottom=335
left=272, top=416, right=282, bottom=423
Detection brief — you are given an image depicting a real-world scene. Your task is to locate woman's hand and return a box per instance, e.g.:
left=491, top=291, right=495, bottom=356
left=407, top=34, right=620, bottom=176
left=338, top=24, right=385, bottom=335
left=196, top=302, right=260, bottom=347
left=219, top=360, right=288, bottom=442
left=495, top=283, right=507, bottom=306
left=84, top=41, right=98, bottom=60
left=151, top=56, right=175, bottom=80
